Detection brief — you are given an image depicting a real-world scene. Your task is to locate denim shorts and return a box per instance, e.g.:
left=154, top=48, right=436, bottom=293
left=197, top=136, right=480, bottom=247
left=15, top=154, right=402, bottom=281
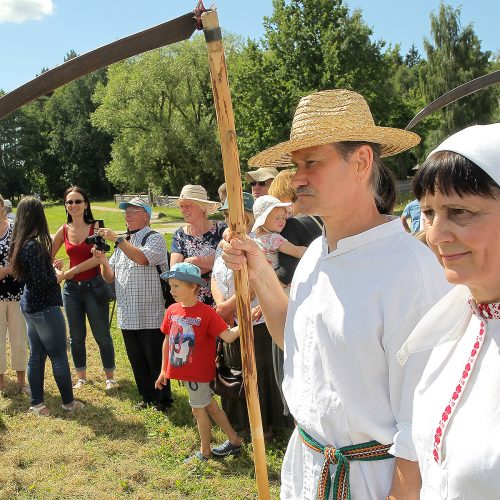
left=182, top=381, right=213, bottom=408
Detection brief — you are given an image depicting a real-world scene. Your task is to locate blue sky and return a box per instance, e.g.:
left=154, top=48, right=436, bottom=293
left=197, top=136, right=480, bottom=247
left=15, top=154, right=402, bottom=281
left=0, top=0, right=498, bottom=93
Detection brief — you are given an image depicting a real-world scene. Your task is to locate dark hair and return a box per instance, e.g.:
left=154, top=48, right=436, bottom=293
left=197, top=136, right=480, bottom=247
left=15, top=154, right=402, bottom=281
left=9, top=197, right=53, bottom=281
left=334, top=142, right=395, bottom=214
left=374, top=162, right=396, bottom=214
left=64, top=186, right=95, bottom=224
left=413, top=151, right=500, bottom=200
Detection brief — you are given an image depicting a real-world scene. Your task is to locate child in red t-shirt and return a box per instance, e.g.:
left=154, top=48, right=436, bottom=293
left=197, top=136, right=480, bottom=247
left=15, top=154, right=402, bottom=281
left=155, top=262, right=243, bottom=462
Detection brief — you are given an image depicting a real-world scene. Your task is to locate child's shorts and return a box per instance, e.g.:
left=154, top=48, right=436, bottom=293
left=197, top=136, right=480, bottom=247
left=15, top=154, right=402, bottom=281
left=182, top=381, right=214, bottom=408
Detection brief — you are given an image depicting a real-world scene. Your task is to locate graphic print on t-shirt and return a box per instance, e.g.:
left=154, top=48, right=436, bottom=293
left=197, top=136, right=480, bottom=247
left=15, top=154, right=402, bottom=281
left=168, top=315, right=201, bottom=367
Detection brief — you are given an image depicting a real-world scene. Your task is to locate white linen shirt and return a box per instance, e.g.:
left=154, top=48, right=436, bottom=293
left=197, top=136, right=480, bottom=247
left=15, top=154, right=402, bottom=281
left=412, top=301, right=500, bottom=499
left=109, top=227, right=168, bottom=330
left=281, top=218, right=450, bottom=500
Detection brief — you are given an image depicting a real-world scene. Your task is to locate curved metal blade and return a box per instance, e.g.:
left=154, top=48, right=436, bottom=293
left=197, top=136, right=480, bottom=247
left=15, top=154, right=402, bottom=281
left=0, top=11, right=197, bottom=120
left=406, top=70, right=500, bottom=130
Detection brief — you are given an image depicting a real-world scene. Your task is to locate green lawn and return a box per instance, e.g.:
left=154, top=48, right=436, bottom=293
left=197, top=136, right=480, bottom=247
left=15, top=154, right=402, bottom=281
left=0, top=323, right=285, bottom=498
left=1, top=200, right=286, bottom=498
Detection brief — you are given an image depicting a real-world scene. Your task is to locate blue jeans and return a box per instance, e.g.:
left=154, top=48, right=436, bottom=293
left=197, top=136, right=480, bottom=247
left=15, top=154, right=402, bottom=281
left=23, top=306, right=74, bottom=406
left=63, top=278, right=115, bottom=372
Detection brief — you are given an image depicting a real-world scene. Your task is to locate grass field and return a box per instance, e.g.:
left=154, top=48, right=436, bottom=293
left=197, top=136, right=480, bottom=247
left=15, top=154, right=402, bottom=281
left=1, top=201, right=286, bottom=498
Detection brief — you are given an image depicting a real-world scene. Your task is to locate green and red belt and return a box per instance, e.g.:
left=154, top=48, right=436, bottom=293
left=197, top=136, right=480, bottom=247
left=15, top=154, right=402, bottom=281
left=297, top=426, right=393, bottom=500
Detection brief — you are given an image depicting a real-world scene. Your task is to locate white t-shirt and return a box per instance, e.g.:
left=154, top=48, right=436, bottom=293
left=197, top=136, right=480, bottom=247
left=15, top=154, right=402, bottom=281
left=281, top=218, right=450, bottom=500
left=412, top=297, right=500, bottom=499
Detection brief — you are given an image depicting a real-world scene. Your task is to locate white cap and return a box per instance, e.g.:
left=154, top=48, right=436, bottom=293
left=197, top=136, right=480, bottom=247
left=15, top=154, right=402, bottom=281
left=251, top=195, right=291, bottom=233
left=430, top=123, right=500, bottom=186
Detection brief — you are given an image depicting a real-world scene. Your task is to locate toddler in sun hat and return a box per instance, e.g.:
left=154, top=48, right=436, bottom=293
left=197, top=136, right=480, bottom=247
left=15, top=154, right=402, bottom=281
left=155, top=262, right=243, bottom=463
left=251, top=195, right=307, bottom=272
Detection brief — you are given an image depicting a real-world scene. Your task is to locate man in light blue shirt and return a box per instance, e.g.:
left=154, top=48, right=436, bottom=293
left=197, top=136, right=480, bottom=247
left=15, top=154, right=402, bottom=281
left=401, top=199, right=421, bottom=233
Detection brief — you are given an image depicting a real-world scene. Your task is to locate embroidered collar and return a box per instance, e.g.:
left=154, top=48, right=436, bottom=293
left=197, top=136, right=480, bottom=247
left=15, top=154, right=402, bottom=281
left=469, top=299, right=500, bottom=320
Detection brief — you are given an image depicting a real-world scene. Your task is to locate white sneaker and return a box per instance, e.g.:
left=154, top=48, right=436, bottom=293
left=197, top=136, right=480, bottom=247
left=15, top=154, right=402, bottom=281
left=105, top=379, right=118, bottom=391
left=73, top=379, right=87, bottom=389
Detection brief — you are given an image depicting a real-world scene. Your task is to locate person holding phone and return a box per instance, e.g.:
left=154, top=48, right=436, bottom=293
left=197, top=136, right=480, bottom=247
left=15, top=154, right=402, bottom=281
left=52, top=186, right=116, bottom=391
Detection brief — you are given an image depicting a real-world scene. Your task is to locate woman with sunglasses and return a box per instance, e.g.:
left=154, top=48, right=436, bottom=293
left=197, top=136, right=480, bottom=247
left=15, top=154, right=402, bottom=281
left=9, top=197, right=83, bottom=415
left=52, top=187, right=116, bottom=391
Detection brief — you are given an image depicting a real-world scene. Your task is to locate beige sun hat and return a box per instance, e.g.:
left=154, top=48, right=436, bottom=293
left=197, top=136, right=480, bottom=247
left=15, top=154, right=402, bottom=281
left=245, top=167, right=279, bottom=182
left=176, top=185, right=221, bottom=214
left=248, top=89, right=421, bottom=168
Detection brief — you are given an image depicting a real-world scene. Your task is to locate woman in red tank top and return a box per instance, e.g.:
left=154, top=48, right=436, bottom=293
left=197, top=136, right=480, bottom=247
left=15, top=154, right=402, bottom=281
left=52, top=187, right=116, bottom=391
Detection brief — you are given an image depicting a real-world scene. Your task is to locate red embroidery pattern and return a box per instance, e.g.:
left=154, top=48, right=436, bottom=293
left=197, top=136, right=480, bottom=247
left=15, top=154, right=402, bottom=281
left=432, top=300, right=500, bottom=464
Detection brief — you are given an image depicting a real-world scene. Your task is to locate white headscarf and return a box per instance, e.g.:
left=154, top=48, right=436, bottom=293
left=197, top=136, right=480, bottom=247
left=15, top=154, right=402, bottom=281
left=398, top=123, right=500, bottom=365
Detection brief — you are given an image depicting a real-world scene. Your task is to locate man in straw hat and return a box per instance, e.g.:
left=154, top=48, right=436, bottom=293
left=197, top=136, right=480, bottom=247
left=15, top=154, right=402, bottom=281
left=223, top=89, right=450, bottom=499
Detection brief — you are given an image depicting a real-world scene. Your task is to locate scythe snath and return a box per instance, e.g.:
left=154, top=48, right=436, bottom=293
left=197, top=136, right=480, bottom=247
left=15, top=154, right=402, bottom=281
left=0, top=4, right=270, bottom=498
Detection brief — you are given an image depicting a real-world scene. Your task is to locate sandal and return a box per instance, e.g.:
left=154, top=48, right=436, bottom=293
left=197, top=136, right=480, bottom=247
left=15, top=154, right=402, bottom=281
left=61, top=400, right=85, bottom=412
left=29, top=404, right=50, bottom=416
left=73, top=379, right=87, bottom=389
left=16, top=384, right=31, bottom=396
left=183, top=451, right=211, bottom=464
left=105, top=379, right=118, bottom=391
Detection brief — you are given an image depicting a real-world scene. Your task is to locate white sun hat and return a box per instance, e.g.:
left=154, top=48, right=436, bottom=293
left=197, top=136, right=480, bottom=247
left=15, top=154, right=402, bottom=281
left=251, top=195, right=291, bottom=233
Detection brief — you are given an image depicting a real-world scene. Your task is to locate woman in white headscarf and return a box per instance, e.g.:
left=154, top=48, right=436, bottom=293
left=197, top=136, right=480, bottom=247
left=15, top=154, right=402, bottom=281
left=398, top=124, right=500, bottom=499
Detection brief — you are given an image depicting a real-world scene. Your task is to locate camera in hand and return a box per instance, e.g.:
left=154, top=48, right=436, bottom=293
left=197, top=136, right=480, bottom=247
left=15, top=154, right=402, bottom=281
left=85, top=234, right=111, bottom=252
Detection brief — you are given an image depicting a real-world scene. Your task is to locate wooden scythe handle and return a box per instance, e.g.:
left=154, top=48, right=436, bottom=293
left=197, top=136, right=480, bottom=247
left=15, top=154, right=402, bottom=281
left=202, top=10, right=270, bottom=500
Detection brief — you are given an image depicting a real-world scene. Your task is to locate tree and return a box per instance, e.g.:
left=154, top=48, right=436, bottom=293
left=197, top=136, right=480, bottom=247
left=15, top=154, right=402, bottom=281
left=92, top=35, right=240, bottom=197
left=420, top=3, right=497, bottom=151
left=230, top=0, right=417, bottom=176
left=43, top=67, right=113, bottom=199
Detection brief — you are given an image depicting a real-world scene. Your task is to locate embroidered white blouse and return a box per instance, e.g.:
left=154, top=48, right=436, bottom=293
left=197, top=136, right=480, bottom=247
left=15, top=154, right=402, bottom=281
left=281, top=218, right=450, bottom=499
left=408, top=288, right=500, bottom=499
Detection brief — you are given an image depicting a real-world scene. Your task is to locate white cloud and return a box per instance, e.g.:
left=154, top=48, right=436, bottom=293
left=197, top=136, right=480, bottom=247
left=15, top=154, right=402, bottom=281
left=0, top=0, right=54, bottom=23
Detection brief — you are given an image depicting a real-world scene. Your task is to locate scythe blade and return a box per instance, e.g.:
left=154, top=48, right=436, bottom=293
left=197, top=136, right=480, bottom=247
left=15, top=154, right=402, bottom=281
left=406, top=70, right=500, bottom=130
left=0, top=11, right=197, bottom=120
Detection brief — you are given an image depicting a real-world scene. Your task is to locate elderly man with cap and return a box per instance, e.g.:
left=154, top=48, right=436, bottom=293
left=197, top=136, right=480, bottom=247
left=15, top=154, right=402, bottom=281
left=223, top=90, right=451, bottom=499
left=95, top=197, right=172, bottom=411
left=246, top=167, right=279, bottom=199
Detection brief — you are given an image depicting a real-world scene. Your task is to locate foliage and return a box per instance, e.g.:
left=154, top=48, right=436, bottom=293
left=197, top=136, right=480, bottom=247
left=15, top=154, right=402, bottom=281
left=91, top=35, right=242, bottom=198
left=419, top=4, right=497, bottom=152
left=230, top=0, right=419, bottom=177
left=43, top=68, right=114, bottom=199
left=1, top=1, right=499, bottom=195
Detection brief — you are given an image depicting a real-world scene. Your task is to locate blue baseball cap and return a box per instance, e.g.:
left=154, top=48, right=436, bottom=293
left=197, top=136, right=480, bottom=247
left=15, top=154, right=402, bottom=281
left=160, top=262, right=206, bottom=286
left=219, top=192, right=254, bottom=212
left=118, top=197, right=152, bottom=217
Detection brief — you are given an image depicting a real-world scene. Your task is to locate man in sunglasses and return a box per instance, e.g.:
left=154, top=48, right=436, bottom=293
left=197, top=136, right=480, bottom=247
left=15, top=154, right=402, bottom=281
left=245, top=167, right=278, bottom=199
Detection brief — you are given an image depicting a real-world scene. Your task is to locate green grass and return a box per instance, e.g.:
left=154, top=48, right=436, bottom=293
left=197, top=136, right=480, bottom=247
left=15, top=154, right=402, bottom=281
left=0, top=319, right=285, bottom=499
left=1, top=201, right=283, bottom=497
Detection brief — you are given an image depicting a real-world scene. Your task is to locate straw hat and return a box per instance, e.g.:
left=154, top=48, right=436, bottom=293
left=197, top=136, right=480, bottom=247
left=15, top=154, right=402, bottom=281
left=176, top=185, right=221, bottom=214
left=248, top=89, right=421, bottom=168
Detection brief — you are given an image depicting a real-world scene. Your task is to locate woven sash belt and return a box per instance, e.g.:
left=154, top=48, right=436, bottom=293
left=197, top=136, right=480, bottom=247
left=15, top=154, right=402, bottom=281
left=297, top=426, right=393, bottom=500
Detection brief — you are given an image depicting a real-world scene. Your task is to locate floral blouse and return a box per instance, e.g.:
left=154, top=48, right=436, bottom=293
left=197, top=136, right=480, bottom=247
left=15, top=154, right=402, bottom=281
left=0, top=222, right=23, bottom=301
left=171, top=221, right=226, bottom=305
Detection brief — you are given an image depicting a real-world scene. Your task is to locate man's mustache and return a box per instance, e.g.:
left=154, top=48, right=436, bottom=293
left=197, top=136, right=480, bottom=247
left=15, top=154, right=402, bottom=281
left=296, top=186, right=314, bottom=196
